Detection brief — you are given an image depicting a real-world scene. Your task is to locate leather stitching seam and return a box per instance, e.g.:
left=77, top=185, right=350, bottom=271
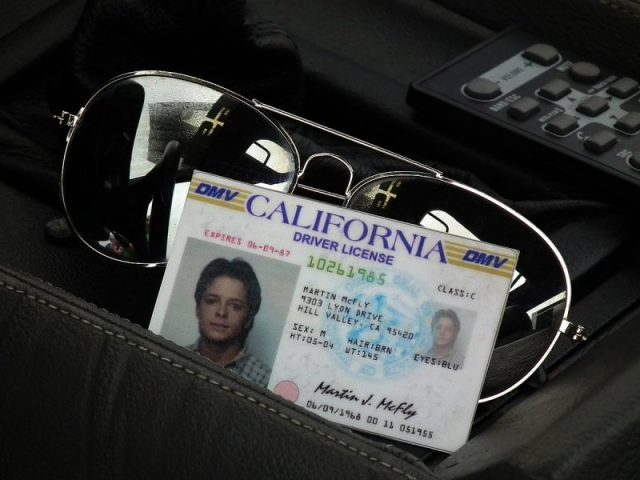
left=0, top=279, right=423, bottom=480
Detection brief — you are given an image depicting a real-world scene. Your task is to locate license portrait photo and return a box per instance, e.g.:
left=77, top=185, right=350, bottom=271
left=423, top=303, right=476, bottom=370
left=155, top=237, right=301, bottom=387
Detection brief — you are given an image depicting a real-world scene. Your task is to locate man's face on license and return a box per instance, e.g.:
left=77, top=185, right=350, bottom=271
left=434, top=317, right=457, bottom=348
left=197, top=275, right=251, bottom=345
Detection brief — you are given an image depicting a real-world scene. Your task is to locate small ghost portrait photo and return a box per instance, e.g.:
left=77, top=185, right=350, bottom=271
left=427, top=308, right=466, bottom=368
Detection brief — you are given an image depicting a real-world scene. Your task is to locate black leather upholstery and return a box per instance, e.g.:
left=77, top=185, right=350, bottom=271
left=0, top=264, right=437, bottom=480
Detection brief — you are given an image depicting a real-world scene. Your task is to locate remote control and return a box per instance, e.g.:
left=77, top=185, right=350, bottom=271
left=407, top=28, right=640, bottom=196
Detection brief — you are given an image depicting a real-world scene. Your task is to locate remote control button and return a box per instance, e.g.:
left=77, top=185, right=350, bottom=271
left=463, top=78, right=502, bottom=100
left=607, top=77, right=640, bottom=98
left=584, top=130, right=617, bottom=153
left=569, top=62, right=601, bottom=83
left=539, top=79, right=571, bottom=101
left=522, top=43, right=559, bottom=66
left=544, top=113, right=578, bottom=135
left=507, top=97, right=541, bottom=120
left=615, top=112, right=640, bottom=134
left=576, top=96, right=609, bottom=117
left=629, top=152, right=640, bottom=170
left=628, top=150, right=640, bottom=170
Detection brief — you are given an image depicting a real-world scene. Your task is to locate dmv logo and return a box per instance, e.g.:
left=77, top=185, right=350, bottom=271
left=462, top=250, right=510, bottom=269
left=444, top=241, right=517, bottom=278
left=188, top=180, right=251, bottom=212
left=195, top=182, right=239, bottom=202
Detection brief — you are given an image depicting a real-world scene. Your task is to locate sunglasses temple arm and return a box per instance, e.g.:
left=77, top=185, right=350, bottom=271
left=252, top=99, right=443, bottom=178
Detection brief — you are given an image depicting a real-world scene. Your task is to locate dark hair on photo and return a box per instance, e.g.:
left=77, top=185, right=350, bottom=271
left=194, top=257, right=262, bottom=317
left=432, top=309, right=461, bottom=335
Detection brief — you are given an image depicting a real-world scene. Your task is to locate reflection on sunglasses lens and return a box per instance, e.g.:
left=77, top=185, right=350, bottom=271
left=62, top=75, right=298, bottom=264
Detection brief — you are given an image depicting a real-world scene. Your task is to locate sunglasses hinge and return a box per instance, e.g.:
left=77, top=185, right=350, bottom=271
left=559, top=319, right=588, bottom=342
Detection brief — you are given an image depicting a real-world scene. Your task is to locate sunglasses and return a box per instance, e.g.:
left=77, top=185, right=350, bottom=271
left=56, top=70, right=587, bottom=403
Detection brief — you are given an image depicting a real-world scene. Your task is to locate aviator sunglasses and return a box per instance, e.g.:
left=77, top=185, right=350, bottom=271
left=56, top=70, right=587, bottom=403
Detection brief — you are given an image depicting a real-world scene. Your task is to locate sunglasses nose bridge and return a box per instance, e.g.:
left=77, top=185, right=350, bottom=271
left=294, top=153, right=354, bottom=203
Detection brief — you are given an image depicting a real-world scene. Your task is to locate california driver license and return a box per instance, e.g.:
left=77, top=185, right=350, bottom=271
left=150, top=171, right=519, bottom=452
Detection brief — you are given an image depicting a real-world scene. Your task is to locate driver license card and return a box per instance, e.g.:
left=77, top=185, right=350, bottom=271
left=150, top=171, right=518, bottom=452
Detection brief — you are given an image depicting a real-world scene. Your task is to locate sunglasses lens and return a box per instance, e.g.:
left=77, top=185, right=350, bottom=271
left=346, top=175, right=569, bottom=400
left=62, top=74, right=297, bottom=264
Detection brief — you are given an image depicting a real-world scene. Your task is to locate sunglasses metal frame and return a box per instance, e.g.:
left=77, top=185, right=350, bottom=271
left=55, top=70, right=587, bottom=404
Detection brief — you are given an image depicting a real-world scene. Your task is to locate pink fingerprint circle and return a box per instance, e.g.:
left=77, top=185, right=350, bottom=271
left=274, top=380, right=300, bottom=402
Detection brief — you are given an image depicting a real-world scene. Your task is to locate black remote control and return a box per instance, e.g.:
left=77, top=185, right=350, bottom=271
left=407, top=28, right=640, bottom=197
